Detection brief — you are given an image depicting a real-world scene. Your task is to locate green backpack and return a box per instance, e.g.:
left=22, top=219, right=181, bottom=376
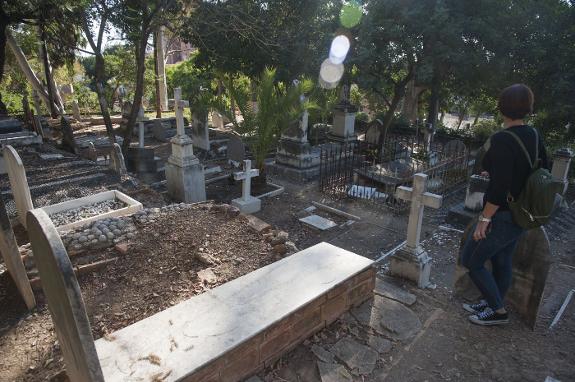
left=493, top=128, right=564, bottom=229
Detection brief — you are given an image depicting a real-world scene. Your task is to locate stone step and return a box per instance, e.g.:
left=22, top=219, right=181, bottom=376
left=95, top=243, right=375, bottom=381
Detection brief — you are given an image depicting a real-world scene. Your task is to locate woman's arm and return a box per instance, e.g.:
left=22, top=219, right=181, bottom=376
left=474, top=202, right=499, bottom=241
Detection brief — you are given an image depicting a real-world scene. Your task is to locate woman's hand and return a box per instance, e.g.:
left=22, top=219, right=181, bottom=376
left=473, top=220, right=491, bottom=241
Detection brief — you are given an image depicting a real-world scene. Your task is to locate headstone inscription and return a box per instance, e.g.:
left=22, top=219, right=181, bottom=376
left=390, top=173, right=443, bottom=288
left=232, top=159, right=261, bottom=214
left=4, top=145, right=34, bottom=228
left=0, top=196, right=35, bottom=309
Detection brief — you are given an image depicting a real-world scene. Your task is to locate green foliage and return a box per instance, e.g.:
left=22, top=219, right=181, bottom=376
left=221, top=68, right=315, bottom=171
left=356, top=112, right=369, bottom=124
left=472, top=120, right=501, bottom=143
left=309, top=87, right=338, bottom=124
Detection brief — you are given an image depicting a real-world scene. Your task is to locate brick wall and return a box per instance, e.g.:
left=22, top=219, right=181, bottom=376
left=182, top=266, right=376, bottom=382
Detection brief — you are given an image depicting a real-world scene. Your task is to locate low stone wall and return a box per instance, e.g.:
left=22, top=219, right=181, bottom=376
left=188, top=267, right=376, bottom=382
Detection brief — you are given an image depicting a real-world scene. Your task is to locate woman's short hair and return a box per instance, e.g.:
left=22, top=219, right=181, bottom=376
left=498, top=84, right=534, bottom=120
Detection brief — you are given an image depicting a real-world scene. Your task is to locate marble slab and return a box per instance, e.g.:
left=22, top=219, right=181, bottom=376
left=299, top=215, right=337, bottom=231
left=95, top=242, right=373, bottom=381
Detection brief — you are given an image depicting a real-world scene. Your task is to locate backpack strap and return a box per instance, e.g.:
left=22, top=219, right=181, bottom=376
left=500, top=129, right=537, bottom=169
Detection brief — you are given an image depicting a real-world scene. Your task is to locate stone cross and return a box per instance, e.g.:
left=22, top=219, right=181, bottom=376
left=174, top=87, right=190, bottom=137
left=391, top=173, right=442, bottom=288
left=234, top=160, right=259, bottom=202
left=232, top=160, right=261, bottom=214
left=396, top=173, right=443, bottom=253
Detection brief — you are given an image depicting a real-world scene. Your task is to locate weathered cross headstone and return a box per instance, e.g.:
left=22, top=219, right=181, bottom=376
left=4, top=145, right=34, bottom=228
left=0, top=196, right=35, bottom=309
left=166, top=88, right=206, bottom=203
left=390, top=173, right=443, bottom=288
left=232, top=159, right=261, bottom=214
left=27, top=209, right=105, bottom=381
left=109, top=143, right=127, bottom=176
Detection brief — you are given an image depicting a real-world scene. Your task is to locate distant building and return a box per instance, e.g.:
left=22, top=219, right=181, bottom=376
left=166, top=39, right=195, bottom=65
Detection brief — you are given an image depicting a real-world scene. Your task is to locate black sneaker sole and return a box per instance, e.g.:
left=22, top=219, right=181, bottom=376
left=468, top=315, right=509, bottom=326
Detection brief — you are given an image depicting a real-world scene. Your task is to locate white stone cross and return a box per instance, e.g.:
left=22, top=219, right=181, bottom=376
left=174, top=87, right=190, bottom=137
left=396, top=173, right=443, bottom=254
left=234, top=159, right=259, bottom=201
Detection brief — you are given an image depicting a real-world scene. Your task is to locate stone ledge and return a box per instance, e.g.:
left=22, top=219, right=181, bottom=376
left=95, top=242, right=374, bottom=382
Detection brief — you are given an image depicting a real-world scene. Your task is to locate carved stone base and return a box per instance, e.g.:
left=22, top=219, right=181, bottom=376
left=166, top=158, right=206, bottom=203
left=389, top=246, right=432, bottom=288
left=231, top=196, right=261, bottom=214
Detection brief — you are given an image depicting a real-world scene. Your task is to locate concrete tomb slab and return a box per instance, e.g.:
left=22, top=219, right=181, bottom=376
left=374, top=277, right=417, bottom=306
left=28, top=208, right=375, bottom=382
left=330, top=337, right=378, bottom=375
left=4, top=145, right=34, bottom=228
left=299, top=215, right=337, bottom=231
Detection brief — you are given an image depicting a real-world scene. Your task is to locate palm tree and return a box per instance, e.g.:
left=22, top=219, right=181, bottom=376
left=220, top=68, right=314, bottom=181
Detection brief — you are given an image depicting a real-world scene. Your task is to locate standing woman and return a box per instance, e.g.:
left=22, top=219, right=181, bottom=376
left=460, top=84, right=548, bottom=326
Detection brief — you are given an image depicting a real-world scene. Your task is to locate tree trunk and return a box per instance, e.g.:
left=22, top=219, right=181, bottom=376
left=473, top=112, right=480, bottom=126
left=39, top=28, right=59, bottom=118
left=401, top=79, right=418, bottom=123
left=122, top=36, right=148, bottom=152
left=153, top=31, right=162, bottom=119
left=6, top=31, right=53, bottom=113
left=0, top=14, right=7, bottom=83
left=94, top=53, right=116, bottom=144
left=426, top=71, right=440, bottom=129
left=456, top=110, right=466, bottom=130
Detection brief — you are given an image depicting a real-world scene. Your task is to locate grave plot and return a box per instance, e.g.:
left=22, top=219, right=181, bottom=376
left=0, top=202, right=299, bottom=381
left=41, top=190, right=142, bottom=232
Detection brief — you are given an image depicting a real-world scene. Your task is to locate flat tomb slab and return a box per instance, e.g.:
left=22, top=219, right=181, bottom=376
left=300, top=215, right=337, bottom=231
left=40, top=190, right=142, bottom=232
left=95, top=242, right=374, bottom=381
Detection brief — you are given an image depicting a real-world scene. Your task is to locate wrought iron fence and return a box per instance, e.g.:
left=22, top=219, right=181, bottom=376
left=319, top=137, right=472, bottom=213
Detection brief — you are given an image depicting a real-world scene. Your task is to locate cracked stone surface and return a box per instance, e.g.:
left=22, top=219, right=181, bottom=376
left=374, top=277, right=417, bottom=306
left=351, top=295, right=422, bottom=341
left=367, top=334, right=393, bottom=354
left=317, top=361, right=353, bottom=382
left=330, top=337, right=378, bottom=375
left=311, top=344, right=336, bottom=364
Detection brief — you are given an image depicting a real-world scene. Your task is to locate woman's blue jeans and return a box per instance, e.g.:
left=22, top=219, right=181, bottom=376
left=460, top=211, right=524, bottom=311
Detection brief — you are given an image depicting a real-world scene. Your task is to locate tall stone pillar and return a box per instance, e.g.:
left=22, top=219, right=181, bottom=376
left=327, top=85, right=357, bottom=144
left=552, top=148, right=574, bottom=195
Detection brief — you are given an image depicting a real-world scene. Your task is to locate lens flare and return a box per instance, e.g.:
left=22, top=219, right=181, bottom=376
left=329, top=35, right=351, bottom=65
left=340, top=1, right=362, bottom=28
left=319, top=58, right=344, bottom=88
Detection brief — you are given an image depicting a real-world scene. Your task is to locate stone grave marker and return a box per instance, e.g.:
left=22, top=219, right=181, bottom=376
left=4, top=145, right=34, bottom=228
left=166, top=87, right=206, bottom=203
left=232, top=159, right=261, bottom=214
left=443, top=139, right=467, bottom=157
left=0, top=197, right=35, bottom=309
left=211, top=111, right=224, bottom=129
left=191, top=114, right=210, bottom=151
left=228, top=134, right=246, bottom=164
left=26, top=209, right=104, bottom=381
left=109, top=143, right=127, bottom=176
left=390, top=173, right=443, bottom=288
left=300, top=215, right=337, bottom=231
left=365, top=119, right=383, bottom=145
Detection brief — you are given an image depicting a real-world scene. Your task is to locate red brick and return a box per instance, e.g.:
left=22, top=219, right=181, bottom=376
left=292, top=307, right=324, bottom=342
left=260, top=327, right=294, bottom=364
left=263, top=315, right=295, bottom=341
left=221, top=346, right=260, bottom=382
left=114, top=242, right=129, bottom=255
left=322, top=293, right=348, bottom=324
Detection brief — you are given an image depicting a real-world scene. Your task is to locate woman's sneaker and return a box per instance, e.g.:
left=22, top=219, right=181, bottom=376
left=462, top=300, right=488, bottom=314
left=469, top=308, right=509, bottom=326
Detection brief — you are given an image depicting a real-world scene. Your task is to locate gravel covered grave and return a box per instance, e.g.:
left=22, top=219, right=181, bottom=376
left=48, top=199, right=127, bottom=227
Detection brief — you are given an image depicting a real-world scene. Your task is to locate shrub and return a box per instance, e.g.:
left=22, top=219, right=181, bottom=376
left=472, top=120, right=501, bottom=142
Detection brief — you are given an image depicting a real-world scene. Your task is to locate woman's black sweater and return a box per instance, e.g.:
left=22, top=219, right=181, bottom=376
left=482, top=125, right=549, bottom=211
